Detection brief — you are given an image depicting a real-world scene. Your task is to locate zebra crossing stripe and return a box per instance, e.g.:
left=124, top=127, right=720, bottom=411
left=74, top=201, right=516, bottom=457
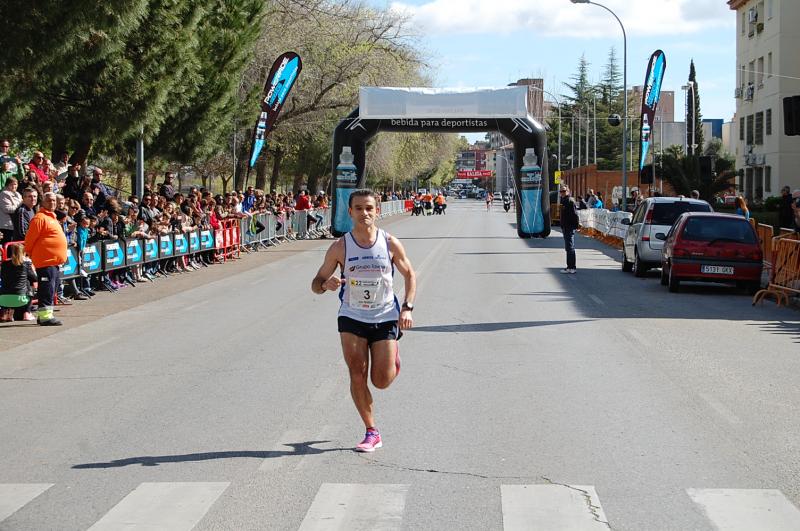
left=501, top=485, right=610, bottom=530
left=88, top=482, right=229, bottom=531
left=0, top=483, right=53, bottom=523
left=299, top=483, right=409, bottom=531
left=686, top=488, right=800, bottom=530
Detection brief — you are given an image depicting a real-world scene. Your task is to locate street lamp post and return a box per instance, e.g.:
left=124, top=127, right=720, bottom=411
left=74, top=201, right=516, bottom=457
left=571, top=0, right=627, bottom=210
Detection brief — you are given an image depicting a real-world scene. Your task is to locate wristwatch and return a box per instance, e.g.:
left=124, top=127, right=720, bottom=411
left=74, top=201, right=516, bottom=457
left=401, top=302, right=414, bottom=312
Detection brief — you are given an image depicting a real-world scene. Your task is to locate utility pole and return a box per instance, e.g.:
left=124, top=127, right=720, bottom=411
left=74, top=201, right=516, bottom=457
left=593, top=94, right=597, bottom=164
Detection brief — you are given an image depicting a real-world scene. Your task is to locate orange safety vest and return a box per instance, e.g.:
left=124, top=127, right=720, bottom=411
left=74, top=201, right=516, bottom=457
left=24, top=209, right=68, bottom=268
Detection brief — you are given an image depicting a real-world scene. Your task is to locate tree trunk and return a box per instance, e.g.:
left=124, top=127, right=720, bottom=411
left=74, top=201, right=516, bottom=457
left=254, top=153, right=269, bottom=191
left=269, top=147, right=283, bottom=193
left=293, top=174, right=305, bottom=194
left=307, top=174, right=320, bottom=196
left=70, top=138, right=93, bottom=168
left=234, top=128, right=251, bottom=191
left=221, top=175, right=232, bottom=194
left=50, top=132, right=67, bottom=163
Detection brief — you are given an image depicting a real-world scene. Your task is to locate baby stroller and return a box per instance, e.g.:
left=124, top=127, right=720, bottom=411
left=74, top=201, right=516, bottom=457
left=423, top=201, right=434, bottom=216
left=412, top=199, right=423, bottom=216
left=433, top=202, right=445, bottom=215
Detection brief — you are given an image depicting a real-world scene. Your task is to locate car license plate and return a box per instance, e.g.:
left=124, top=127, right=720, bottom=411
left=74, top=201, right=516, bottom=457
left=701, top=265, right=734, bottom=275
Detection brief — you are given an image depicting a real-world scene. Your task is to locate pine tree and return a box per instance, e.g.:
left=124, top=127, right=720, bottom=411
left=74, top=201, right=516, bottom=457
left=687, top=60, right=704, bottom=155
left=152, top=0, right=267, bottom=164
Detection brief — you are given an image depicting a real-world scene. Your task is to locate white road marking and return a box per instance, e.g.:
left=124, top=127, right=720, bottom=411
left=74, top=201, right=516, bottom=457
left=298, top=483, right=409, bottom=531
left=588, top=294, right=605, bottom=306
left=698, top=392, right=743, bottom=425
left=182, top=300, right=209, bottom=311
left=67, top=338, right=116, bottom=358
left=625, top=329, right=649, bottom=347
left=501, top=484, right=610, bottom=530
left=687, top=488, right=800, bottom=530
left=88, top=482, right=229, bottom=531
left=258, top=429, right=305, bottom=471
left=0, top=483, right=53, bottom=523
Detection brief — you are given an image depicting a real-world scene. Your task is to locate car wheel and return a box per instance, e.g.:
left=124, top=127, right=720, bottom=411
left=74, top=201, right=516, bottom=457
left=621, top=248, right=633, bottom=272
left=668, top=266, right=680, bottom=292
left=633, top=248, right=648, bottom=278
left=660, top=263, right=669, bottom=286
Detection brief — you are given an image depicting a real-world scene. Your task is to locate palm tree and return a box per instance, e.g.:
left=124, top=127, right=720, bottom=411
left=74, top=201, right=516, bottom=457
left=655, top=142, right=735, bottom=201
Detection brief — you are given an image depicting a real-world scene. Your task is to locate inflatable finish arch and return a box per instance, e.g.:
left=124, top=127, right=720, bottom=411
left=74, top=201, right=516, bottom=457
left=330, top=87, right=550, bottom=239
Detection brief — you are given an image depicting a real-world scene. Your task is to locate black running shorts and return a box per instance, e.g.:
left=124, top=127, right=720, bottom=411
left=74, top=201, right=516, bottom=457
left=338, top=316, right=401, bottom=344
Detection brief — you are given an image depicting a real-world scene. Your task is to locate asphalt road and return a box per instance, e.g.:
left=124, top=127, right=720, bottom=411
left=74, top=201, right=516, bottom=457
left=1, top=200, right=799, bottom=531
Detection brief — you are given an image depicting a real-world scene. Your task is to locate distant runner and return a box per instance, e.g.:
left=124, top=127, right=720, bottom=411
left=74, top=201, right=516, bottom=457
left=312, top=189, right=416, bottom=452
left=486, top=192, right=494, bottom=211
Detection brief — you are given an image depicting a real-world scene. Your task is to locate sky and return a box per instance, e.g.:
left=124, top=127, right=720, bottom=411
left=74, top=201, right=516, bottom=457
left=366, top=0, right=737, bottom=138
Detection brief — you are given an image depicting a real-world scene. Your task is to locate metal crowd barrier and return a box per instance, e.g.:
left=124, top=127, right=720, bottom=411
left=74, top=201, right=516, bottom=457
left=577, top=209, right=632, bottom=248
left=55, top=229, right=218, bottom=280
left=753, top=233, right=800, bottom=307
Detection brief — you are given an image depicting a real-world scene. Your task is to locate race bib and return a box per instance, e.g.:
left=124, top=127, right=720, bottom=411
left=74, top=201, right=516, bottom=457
left=348, top=277, right=386, bottom=310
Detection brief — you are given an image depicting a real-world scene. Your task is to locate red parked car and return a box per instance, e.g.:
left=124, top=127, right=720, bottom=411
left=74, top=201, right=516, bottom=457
left=657, top=212, right=763, bottom=294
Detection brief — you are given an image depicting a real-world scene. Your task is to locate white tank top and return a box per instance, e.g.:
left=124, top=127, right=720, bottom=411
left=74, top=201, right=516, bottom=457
left=338, top=229, right=399, bottom=323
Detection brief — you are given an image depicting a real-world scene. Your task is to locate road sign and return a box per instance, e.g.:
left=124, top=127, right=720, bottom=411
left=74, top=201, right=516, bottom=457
left=554, top=171, right=562, bottom=184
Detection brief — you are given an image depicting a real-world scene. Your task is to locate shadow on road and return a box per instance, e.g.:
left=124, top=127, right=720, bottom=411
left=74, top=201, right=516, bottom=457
left=413, top=320, right=592, bottom=333
left=748, top=321, right=800, bottom=343
left=72, top=440, right=345, bottom=469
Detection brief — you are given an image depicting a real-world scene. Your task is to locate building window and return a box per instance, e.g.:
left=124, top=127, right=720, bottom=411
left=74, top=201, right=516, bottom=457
left=748, top=61, right=755, bottom=84
left=768, top=0, right=773, bottom=19
left=757, top=57, right=764, bottom=86
left=765, top=166, right=771, bottom=193
left=755, top=166, right=764, bottom=201
left=768, top=52, right=773, bottom=77
left=755, top=112, right=764, bottom=144
left=766, top=108, right=772, bottom=135
left=745, top=168, right=754, bottom=200
left=746, top=114, right=754, bottom=145
left=742, top=12, right=746, bottom=34
left=740, top=117, right=745, bottom=141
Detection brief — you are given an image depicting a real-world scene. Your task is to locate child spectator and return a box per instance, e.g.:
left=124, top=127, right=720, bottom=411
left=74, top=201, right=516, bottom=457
left=0, top=243, right=37, bottom=322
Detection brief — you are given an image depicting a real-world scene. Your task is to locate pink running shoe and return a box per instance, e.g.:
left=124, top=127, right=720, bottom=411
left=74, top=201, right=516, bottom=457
left=355, top=429, right=382, bottom=452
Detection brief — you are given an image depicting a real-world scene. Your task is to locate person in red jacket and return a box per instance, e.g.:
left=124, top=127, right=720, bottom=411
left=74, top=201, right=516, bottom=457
left=24, top=192, right=68, bottom=326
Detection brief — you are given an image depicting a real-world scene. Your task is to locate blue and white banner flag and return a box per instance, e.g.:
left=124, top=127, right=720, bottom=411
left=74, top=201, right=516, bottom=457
left=248, top=52, right=302, bottom=168
left=639, top=50, right=666, bottom=183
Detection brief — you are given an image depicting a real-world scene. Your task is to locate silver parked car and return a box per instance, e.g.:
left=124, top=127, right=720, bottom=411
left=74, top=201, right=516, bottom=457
left=621, top=197, right=713, bottom=277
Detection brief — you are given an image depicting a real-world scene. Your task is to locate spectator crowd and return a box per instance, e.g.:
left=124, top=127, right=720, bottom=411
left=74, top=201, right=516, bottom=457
left=0, top=140, right=332, bottom=326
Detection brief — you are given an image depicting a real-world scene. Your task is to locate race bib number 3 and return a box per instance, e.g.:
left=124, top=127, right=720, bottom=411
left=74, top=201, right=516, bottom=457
left=348, top=277, right=385, bottom=310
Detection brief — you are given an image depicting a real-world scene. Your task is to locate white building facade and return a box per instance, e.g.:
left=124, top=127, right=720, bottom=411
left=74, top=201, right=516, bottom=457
left=729, top=0, right=800, bottom=201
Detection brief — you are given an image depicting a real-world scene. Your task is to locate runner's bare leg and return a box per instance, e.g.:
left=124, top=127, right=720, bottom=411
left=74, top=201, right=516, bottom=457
left=369, top=339, right=399, bottom=389
left=341, top=332, right=374, bottom=428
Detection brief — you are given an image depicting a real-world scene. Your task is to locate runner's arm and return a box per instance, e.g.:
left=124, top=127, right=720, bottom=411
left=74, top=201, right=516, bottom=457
left=389, top=236, right=416, bottom=329
left=311, top=239, right=344, bottom=294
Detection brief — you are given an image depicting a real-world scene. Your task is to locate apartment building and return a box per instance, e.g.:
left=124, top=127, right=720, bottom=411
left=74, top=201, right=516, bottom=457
left=729, top=0, right=800, bottom=201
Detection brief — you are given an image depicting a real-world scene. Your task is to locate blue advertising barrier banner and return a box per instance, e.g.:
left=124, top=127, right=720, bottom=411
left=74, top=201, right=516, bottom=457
left=126, top=239, right=144, bottom=266
left=60, top=246, right=80, bottom=280
left=103, top=240, right=126, bottom=271
left=82, top=243, right=103, bottom=274
left=159, top=234, right=174, bottom=258
left=144, top=237, right=159, bottom=263
left=200, top=230, right=214, bottom=250
left=189, top=231, right=200, bottom=253
left=174, top=233, right=189, bottom=256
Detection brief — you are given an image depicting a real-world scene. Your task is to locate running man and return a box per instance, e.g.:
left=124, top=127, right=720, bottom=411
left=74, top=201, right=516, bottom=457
left=312, top=189, right=416, bottom=452
left=486, top=191, right=494, bottom=211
